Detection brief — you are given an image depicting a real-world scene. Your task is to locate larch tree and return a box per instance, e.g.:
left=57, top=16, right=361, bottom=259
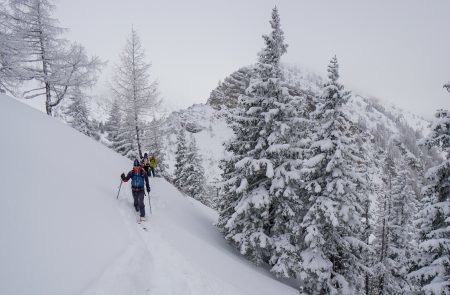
left=8, top=0, right=102, bottom=115
left=0, top=2, right=25, bottom=94
left=111, top=110, right=136, bottom=159
left=110, top=28, right=159, bottom=159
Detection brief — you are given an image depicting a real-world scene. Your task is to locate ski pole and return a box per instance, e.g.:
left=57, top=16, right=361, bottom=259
left=148, top=192, right=152, bottom=215
left=116, top=180, right=123, bottom=200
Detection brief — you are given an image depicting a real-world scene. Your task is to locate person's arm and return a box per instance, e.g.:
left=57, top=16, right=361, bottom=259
left=121, top=171, right=132, bottom=182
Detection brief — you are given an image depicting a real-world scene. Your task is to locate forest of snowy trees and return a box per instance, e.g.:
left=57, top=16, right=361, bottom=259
left=1, top=1, right=449, bottom=293
left=217, top=7, right=449, bottom=295
left=0, top=0, right=168, bottom=170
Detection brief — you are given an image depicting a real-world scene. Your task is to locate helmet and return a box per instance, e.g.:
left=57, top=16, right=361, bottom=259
left=133, top=159, right=140, bottom=166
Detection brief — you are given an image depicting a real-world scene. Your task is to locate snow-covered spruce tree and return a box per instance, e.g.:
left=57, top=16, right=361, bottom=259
left=64, top=88, right=97, bottom=138
left=105, top=98, right=122, bottom=144
left=110, top=28, right=159, bottom=159
left=174, top=127, right=189, bottom=190
left=298, top=56, right=371, bottom=294
left=409, top=108, right=450, bottom=294
left=8, top=0, right=101, bottom=115
left=183, top=134, right=207, bottom=203
left=218, top=7, right=304, bottom=277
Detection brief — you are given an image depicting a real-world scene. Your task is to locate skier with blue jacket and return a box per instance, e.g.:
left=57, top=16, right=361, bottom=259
left=121, top=159, right=151, bottom=221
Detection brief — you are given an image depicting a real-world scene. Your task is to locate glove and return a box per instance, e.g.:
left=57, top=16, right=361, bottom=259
left=121, top=173, right=125, bottom=180
left=147, top=188, right=150, bottom=194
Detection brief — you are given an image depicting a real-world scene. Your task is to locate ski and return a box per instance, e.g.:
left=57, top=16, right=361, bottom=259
left=135, top=211, right=148, bottom=230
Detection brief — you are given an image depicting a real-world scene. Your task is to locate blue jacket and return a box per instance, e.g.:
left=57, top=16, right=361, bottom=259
left=121, top=167, right=150, bottom=192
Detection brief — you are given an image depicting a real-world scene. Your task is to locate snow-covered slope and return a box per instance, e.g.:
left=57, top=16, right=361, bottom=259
left=0, top=95, right=145, bottom=295
left=0, top=95, right=297, bottom=295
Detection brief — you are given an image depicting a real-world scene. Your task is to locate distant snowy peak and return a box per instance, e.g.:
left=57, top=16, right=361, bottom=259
left=206, top=63, right=429, bottom=135
left=206, top=64, right=323, bottom=110
left=163, top=103, right=217, bottom=133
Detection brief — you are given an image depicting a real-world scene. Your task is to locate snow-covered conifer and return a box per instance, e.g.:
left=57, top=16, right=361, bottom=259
left=8, top=0, right=102, bottom=115
left=298, top=56, right=371, bottom=294
left=184, top=135, right=207, bottom=203
left=64, top=88, right=96, bottom=138
left=219, top=7, right=305, bottom=276
left=409, top=108, right=450, bottom=294
left=105, top=98, right=122, bottom=144
left=110, top=28, right=159, bottom=159
left=174, top=127, right=189, bottom=190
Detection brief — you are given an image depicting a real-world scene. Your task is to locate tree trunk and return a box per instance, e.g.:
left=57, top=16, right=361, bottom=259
left=131, top=32, right=142, bottom=159
left=37, top=1, right=52, bottom=116
left=135, top=115, right=142, bottom=159
left=45, top=82, right=52, bottom=115
left=364, top=198, right=371, bottom=295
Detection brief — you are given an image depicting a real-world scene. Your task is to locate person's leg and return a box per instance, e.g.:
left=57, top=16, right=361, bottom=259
left=132, top=191, right=139, bottom=212
left=150, top=167, right=155, bottom=177
left=137, top=190, right=145, bottom=217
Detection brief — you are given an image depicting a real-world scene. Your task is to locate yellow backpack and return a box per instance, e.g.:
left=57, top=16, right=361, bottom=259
left=150, top=157, right=156, bottom=168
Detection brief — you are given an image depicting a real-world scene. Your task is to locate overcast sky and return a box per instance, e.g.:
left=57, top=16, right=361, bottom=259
left=55, top=0, right=450, bottom=118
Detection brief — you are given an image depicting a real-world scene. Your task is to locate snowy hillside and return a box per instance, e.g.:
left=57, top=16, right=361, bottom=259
left=0, top=95, right=297, bottom=295
left=161, top=103, right=233, bottom=183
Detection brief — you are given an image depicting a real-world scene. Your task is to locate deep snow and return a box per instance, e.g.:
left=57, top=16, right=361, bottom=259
left=0, top=95, right=297, bottom=295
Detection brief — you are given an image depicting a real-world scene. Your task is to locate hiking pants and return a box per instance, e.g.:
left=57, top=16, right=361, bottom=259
left=132, top=189, right=145, bottom=217
left=149, top=167, right=156, bottom=177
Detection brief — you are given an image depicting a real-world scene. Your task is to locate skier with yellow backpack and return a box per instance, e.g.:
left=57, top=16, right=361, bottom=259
left=141, top=152, right=156, bottom=177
